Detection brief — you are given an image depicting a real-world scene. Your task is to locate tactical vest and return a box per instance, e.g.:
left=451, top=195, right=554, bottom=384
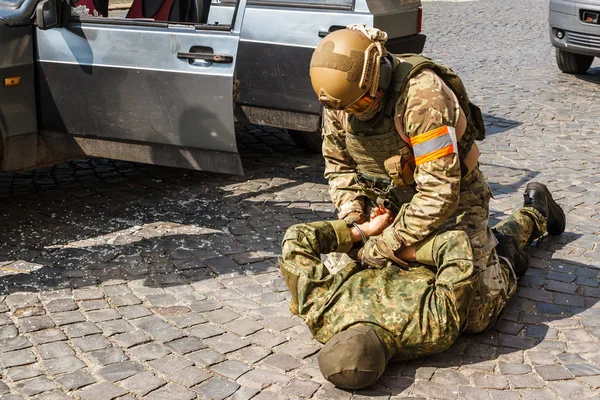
left=343, top=54, right=486, bottom=209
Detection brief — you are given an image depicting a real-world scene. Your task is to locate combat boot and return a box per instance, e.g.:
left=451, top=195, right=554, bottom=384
left=523, top=182, right=566, bottom=236
left=494, top=233, right=530, bottom=278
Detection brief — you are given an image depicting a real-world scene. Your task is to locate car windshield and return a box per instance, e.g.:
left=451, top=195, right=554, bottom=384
left=0, top=0, right=25, bottom=8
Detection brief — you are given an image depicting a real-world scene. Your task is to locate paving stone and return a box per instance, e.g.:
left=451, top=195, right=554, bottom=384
left=112, top=331, right=151, bottom=348
left=190, top=299, right=222, bottom=313
left=281, top=378, right=321, bottom=398
left=550, top=380, right=594, bottom=398
left=411, top=381, right=457, bottom=399
left=237, top=346, right=272, bottom=364
left=6, top=365, right=44, bottom=382
left=565, top=363, right=600, bottom=376
left=118, top=305, right=152, bottom=319
left=203, top=309, right=241, bottom=325
left=558, top=352, right=587, bottom=364
left=103, top=285, right=132, bottom=297
left=0, top=324, right=17, bottom=340
left=516, top=389, right=558, bottom=400
left=224, top=318, right=264, bottom=337
left=168, top=312, right=207, bottom=328
left=313, top=383, right=352, bottom=400
left=144, top=383, right=196, bottom=400
left=14, top=376, right=57, bottom=396
left=527, top=351, right=556, bottom=365
left=45, top=299, right=78, bottom=313
left=85, top=309, right=121, bottom=322
left=77, top=382, right=128, bottom=400
left=17, top=315, right=55, bottom=332
left=72, top=334, right=112, bottom=352
left=535, top=364, right=574, bottom=380
left=188, top=348, right=226, bottom=367
left=56, top=369, right=96, bottom=390
left=261, top=353, right=301, bottom=372
left=0, top=336, right=32, bottom=352
left=236, top=368, right=291, bottom=390
left=165, top=336, right=207, bottom=354
left=498, top=362, right=532, bottom=375
left=121, top=371, right=166, bottom=396
left=193, top=377, right=241, bottom=400
left=97, top=319, right=134, bottom=336
left=38, top=342, right=75, bottom=359
left=507, top=374, right=545, bottom=389
left=129, top=342, right=171, bottom=361
left=87, top=347, right=129, bottom=365
left=230, top=386, right=260, bottom=400
left=44, top=355, right=86, bottom=374
left=51, top=311, right=87, bottom=327
left=433, top=369, right=470, bottom=385
left=170, top=365, right=212, bottom=387
left=457, top=386, right=491, bottom=400
left=73, top=288, right=105, bottom=301
left=63, top=321, right=102, bottom=338
left=204, top=333, right=250, bottom=354
left=29, top=328, right=67, bottom=344
left=273, top=339, right=320, bottom=359
left=37, top=390, right=73, bottom=400
left=96, top=360, right=145, bottom=382
left=149, top=354, right=193, bottom=374
left=470, top=372, right=508, bottom=389
left=210, top=360, right=252, bottom=380
left=109, top=294, right=142, bottom=307
left=189, top=324, right=226, bottom=339
left=0, top=349, right=36, bottom=367
left=260, top=317, right=300, bottom=332
left=5, top=293, right=39, bottom=307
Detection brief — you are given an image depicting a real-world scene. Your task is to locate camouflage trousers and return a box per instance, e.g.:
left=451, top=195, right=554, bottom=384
left=466, top=206, right=547, bottom=333
left=280, top=221, right=479, bottom=361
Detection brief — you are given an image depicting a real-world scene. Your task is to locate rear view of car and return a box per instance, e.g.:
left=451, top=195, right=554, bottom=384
left=550, top=0, right=600, bottom=73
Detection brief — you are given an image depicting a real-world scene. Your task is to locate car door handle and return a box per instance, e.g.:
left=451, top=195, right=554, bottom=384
left=177, top=52, right=233, bottom=63
left=318, top=25, right=345, bottom=37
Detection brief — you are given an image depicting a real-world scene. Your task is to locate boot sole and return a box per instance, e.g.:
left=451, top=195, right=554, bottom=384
left=525, top=182, right=566, bottom=236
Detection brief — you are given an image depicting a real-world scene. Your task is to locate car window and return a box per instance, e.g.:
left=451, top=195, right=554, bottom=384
left=70, top=0, right=223, bottom=25
left=0, top=0, right=25, bottom=9
left=221, top=0, right=352, bottom=10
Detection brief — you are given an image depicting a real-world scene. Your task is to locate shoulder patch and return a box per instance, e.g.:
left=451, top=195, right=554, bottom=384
left=410, top=126, right=458, bottom=165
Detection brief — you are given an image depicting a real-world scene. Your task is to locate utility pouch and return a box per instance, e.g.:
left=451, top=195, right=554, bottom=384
left=383, top=147, right=415, bottom=187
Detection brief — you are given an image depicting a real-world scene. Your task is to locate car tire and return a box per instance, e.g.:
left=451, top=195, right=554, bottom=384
left=555, top=49, right=594, bottom=74
left=288, top=129, right=323, bottom=153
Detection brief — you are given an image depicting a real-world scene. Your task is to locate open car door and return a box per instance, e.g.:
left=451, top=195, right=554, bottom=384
left=35, top=0, right=247, bottom=175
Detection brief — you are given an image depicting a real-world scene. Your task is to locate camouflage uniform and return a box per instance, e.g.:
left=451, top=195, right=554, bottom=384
left=323, top=64, right=547, bottom=333
left=280, top=222, right=478, bottom=360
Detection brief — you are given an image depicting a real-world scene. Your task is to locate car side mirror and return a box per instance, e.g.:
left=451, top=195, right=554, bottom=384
left=36, top=0, right=62, bottom=30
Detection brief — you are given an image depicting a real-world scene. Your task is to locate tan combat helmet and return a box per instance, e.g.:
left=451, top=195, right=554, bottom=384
left=309, top=24, right=388, bottom=110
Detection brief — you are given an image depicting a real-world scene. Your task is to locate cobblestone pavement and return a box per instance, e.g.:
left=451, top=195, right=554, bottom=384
left=1, top=0, right=600, bottom=399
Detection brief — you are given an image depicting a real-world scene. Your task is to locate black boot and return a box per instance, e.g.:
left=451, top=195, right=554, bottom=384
left=494, top=232, right=530, bottom=278
left=523, top=182, right=566, bottom=236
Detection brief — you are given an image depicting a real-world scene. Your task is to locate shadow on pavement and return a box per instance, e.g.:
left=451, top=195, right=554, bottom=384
left=0, top=129, right=329, bottom=295
left=483, top=114, right=522, bottom=137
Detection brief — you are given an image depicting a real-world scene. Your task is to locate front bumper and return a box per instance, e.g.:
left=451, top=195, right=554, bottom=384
left=550, top=1, right=600, bottom=57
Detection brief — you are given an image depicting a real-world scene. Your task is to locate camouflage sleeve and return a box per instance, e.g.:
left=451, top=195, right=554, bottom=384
left=380, top=69, right=462, bottom=251
left=322, top=109, right=366, bottom=219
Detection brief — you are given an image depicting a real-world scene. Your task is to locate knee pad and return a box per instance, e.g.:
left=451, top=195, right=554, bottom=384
left=317, top=325, right=388, bottom=390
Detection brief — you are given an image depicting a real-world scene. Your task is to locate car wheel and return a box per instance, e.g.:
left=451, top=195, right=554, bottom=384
left=555, top=49, right=594, bottom=74
left=288, top=129, right=323, bottom=153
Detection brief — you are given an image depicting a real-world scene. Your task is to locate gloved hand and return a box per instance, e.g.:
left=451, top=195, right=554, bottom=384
left=344, top=211, right=366, bottom=225
left=359, top=236, right=409, bottom=269
left=358, top=237, right=389, bottom=269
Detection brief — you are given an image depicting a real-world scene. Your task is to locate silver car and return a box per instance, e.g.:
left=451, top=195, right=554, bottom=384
left=550, top=0, right=600, bottom=73
left=0, top=0, right=424, bottom=174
